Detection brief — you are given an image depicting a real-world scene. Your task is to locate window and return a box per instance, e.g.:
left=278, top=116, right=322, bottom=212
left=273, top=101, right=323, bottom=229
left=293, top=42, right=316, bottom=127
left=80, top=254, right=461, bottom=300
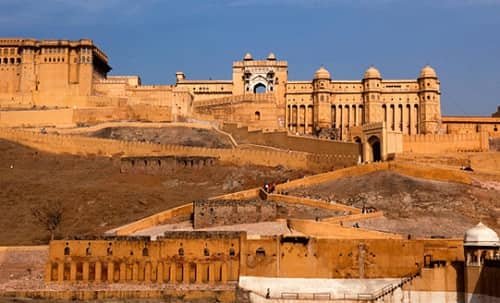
left=256, top=247, right=266, bottom=257
left=255, top=111, right=261, bottom=121
left=64, top=245, right=70, bottom=256
left=178, top=247, right=184, bottom=256
left=204, top=247, right=210, bottom=256
left=142, top=247, right=149, bottom=256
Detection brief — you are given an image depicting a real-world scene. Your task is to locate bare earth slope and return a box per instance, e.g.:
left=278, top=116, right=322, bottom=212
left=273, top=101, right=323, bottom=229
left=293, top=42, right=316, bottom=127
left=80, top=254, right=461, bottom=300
left=289, top=170, right=500, bottom=238
left=87, top=126, right=233, bottom=148
left=0, top=139, right=307, bottom=245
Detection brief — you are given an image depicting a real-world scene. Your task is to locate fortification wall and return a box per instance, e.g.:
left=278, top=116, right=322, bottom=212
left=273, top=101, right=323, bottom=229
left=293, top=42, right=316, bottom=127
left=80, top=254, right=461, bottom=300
left=0, top=105, right=173, bottom=127
left=0, top=128, right=356, bottom=171
left=121, top=156, right=218, bottom=175
left=403, top=133, right=489, bottom=153
left=0, top=108, right=74, bottom=127
left=193, top=199, right=343, bottom=229
left=223, top=123, right=359, bottom=157
left=242, top=237, right=424, bottom=278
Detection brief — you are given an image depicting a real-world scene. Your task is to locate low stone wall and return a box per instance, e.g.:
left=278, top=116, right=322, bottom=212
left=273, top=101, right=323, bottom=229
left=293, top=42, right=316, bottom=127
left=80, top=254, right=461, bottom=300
left=120, top=155, right=218, bottom=175
left=403, top=132, right=489, bottom=153
left=223, top=122, right=359, bottom=157
left=193, top=199, right=344, bottom=229
left=107, top=204, right=193, bottom=236
left=0, top=128, right=357, bottom=172
left=0, top=288, right=236, bottom=302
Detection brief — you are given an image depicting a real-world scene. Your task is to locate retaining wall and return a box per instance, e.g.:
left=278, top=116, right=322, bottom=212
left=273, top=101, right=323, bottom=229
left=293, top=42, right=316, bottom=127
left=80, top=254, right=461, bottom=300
left=403, top=133, right=489, bottom=153
left=0, top=128, right=357, bottom=172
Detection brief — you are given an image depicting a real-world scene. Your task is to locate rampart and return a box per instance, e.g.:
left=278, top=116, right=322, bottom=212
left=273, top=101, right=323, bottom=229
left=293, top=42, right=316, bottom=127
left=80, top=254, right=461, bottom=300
left=121, top=155, right=218, bottom=175
left=0, top=105, right=173, bottom=127
left=403, top=132, right=489, bottom=153
left=223, top=122, right=359, bottom=157
left=193, top=199, right=343, bottom=229
left=0, top=128, right=357, bottom=172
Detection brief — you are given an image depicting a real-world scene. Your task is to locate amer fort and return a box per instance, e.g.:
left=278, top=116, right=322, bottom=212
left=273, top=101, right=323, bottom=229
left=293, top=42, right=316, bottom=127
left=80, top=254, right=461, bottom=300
left=0, top=37, right=499, bottom=303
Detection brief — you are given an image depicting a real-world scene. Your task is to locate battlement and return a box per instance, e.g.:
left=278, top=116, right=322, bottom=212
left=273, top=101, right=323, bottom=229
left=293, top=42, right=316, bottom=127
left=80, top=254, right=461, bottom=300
left=193, top=93, right=276, bottom=108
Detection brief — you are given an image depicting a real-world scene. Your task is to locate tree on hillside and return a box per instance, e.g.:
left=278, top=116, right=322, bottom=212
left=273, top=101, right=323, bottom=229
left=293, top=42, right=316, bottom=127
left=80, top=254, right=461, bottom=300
left=31, top=201, right=64, bottom=241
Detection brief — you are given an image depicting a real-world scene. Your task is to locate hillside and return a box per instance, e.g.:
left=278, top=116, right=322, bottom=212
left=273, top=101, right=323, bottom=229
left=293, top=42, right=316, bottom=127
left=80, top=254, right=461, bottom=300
left=0, top=139, right=307, bottom=245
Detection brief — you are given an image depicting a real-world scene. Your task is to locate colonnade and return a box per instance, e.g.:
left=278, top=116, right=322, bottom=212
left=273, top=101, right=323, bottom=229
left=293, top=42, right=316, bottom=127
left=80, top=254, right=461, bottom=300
left=285, top=102, right=421, bottom=139
left=286, top=104, right=314, bottom=134
left=331, top=104, right=364, bottom=140
left=46, top=259, right=239, bottom=284
left=382, top=104, right=419, bottom=134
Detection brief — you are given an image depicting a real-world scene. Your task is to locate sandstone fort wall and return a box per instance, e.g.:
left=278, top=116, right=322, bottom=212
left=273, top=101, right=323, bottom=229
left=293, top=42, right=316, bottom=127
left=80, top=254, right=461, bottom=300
left=0, top=106, right=173, bottom=127
left=193, top=199, right=343, bottom=229
left=0, top=128, right=357, bottom=171
left=223, top=122, right=359, bottom=157
left=403, top=132, right=489, bottom=153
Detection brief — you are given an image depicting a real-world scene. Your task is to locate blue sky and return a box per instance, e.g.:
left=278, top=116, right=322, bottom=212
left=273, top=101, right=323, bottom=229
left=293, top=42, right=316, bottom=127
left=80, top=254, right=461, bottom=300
left=1, top=0, right=499, bottom=115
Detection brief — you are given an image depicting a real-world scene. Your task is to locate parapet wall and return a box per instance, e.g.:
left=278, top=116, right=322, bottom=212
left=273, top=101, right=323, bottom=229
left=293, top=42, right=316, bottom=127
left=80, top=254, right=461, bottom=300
left=0, top=105, right=173, bottom=127
left=0, top=128, right=357, bottom=172
left=223, top=123, right=359, bottom=157
left=403, top=132, right=489, bottom=153
left=193, top=198, right=343, bottom=229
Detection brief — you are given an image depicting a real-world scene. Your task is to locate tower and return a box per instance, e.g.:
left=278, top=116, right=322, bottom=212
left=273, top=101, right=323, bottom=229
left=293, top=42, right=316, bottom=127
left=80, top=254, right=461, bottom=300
left=362, top=66, right=382, bottom=124
left=418, top=65, right=441, bottom=134
left=312, top=66, right=332, bottom=132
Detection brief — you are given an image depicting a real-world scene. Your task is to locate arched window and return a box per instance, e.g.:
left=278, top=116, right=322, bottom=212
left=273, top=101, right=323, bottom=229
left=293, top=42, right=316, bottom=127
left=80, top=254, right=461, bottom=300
left=142, top=247, right=149, bottom=257
left=204, top=247, right=210, bottom=256
left=229, top=247, right=235, bottom=256
left=64, top=245, right=70, bottom=256
left=107, top=243, right=113, bottom=256
left=254, top=111, right=261, bottom=121
left=178, top=247, right=184, bottom=256
left=253, top=83, right=266, bottom=94
left=256, top=247, right=266, bottom=257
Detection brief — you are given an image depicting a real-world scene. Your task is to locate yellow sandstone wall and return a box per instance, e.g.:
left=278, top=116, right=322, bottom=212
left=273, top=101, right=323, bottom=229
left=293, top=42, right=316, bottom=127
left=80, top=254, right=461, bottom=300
left=403, top=133, right=489, bottom=153
left=0, top=128, right=357, bottom=171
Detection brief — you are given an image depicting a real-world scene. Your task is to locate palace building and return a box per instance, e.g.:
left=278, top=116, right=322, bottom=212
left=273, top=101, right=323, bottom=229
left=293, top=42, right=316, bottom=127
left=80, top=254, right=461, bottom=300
left=0, top=38, right=498, bottom=143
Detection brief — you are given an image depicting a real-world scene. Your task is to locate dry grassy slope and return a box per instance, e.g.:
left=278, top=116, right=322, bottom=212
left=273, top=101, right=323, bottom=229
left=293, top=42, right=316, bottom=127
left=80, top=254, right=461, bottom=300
left=289, top=170, right=500, bottom=238
left=0, top=140, right=307, bottom=245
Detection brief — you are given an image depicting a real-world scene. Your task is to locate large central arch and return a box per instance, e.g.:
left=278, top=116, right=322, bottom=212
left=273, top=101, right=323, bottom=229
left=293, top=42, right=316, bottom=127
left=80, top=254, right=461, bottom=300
left=367, top=135, right=381, bottom=162
left=253, top=83, right=266, bottom=94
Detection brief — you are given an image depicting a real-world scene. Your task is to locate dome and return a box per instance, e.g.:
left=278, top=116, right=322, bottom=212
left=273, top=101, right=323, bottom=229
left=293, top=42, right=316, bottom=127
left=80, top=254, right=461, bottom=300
left=314, top=66, right=331, bottom=80
left=364, top=66, right=381, bottom=79
left=243, top=53, right=253, bottom=61
left=267, top=52, right=276, bottom=60
left=464, top=222, right=500, bottom=247
left=419, top=65, right=437, bottom=78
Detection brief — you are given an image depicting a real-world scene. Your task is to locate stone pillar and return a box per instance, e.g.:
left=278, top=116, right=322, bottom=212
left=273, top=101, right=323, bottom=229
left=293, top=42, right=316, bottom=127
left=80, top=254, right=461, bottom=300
left=70, top=261, right=77, bottom=281
left=209, top=263, right=215, bottom=285
left=221, top=262, right=228, bottom=283
left=196, top=263, right=203, bottom=284
left=183, top=262, right=190, bottom=284
left=119, top=262, right=126, bottom=282
left=45, top=263, right=52, bottom=282
left=57, top=262, right=64, bottom=282
left=95, top=261, right=101, bottom=282
left=304, top=105, right=308, bottom=134
left=157, top=262, right=164, bottom=283
left=82, top=262, right=89, bottom=281
left=107, top=261, right=114, bottom=282
left=132, top=262, right=139, bottom=281
left=144, top=262, right=151, bottom=282
left=170, top=263, right=176, bottom=284
left=353, top=105, right=357, bottom=126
